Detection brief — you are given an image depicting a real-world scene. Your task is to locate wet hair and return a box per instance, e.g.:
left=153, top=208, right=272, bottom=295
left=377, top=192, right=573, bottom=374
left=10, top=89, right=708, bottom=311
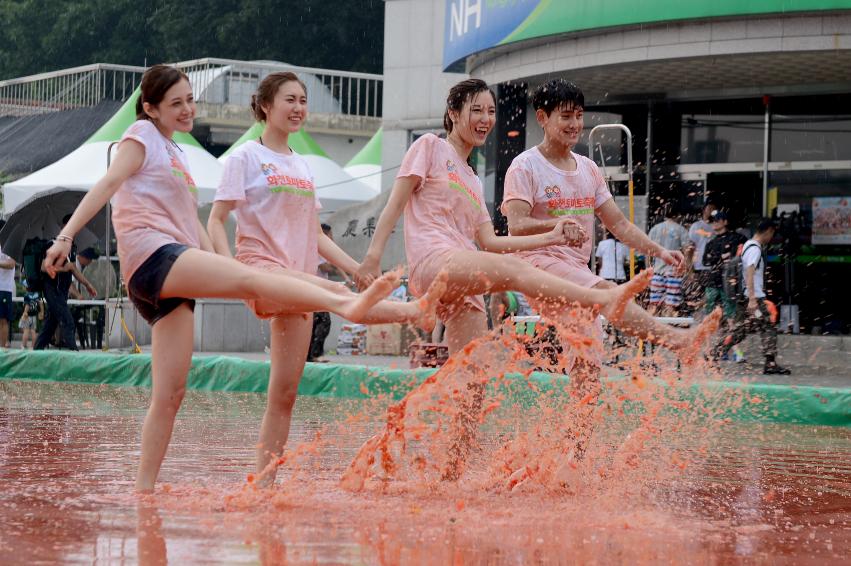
left=531, top=79, right=584, bottom=116
left=756, top=218, right=777, bottom=234
left=250, top=72, right=308, bottom=122
left=442, top=79, right=495, bottom=135
left=136, top=65, right=190, bottom=120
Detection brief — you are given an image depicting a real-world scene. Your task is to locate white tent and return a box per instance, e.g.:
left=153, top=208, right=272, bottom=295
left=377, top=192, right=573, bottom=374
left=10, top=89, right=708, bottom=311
left=220, top=123, right=378, bottom=215
left=344, top=128, right=383, bottom=193
left=2, top=90, right=222, bottom=216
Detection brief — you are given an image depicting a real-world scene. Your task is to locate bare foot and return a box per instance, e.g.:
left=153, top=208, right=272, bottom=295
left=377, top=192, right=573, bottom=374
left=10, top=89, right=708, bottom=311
left=409, top=270, right=447, bottom=332
left=675, top=306, right=722, bottom=365
left=343, top=268, right=402, bottom=322
left=600, top=269, right=653, bottom=324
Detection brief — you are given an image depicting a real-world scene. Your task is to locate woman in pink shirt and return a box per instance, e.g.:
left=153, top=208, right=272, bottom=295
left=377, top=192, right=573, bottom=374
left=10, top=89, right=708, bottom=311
left=43, top=65, right=422, bottom=492
left=207, top=72, right=445, bottom=486
left=357, top=79, right=651, bottom=354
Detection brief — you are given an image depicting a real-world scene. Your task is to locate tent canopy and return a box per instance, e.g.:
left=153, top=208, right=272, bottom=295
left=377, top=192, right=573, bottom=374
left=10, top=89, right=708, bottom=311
left=2, top=89, right=221, bottom=216
left=344, top=128, right=383, bottom=192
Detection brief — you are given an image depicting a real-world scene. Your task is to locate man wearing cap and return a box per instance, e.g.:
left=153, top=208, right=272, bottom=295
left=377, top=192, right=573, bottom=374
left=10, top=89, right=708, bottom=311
left=701, top=210, right=746, bottom=325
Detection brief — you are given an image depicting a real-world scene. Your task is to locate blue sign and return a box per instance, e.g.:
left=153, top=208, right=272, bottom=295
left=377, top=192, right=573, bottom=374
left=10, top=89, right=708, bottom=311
left=443, top=0, right=540, bottom=70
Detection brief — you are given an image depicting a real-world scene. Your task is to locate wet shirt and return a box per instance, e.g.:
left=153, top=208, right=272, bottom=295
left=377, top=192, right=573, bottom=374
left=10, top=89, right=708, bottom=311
left=216, top=141, right=321, bottom=273
left=111, top=120, right=201, bottom=283
left=501, top=147, right=612, bottom=266
left=399, top=134, right=491, bottom=273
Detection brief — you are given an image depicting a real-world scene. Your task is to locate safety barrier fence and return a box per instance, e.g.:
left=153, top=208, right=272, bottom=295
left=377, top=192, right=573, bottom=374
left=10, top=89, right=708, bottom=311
left=0, top=59, right=382, bottom=118
left=0, top=350, right=847, bottom=428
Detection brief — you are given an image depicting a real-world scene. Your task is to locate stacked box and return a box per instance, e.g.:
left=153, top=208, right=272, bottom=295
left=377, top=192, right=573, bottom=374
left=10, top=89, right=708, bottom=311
left=336, top=324, right=367, bottom=356
left=366, top=323, right=418, bottom=356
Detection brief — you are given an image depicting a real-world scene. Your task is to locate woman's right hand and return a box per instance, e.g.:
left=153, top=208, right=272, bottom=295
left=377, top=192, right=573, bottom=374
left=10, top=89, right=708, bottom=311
left=354, top=257, right=381, bottom=290
left=42, top=239, right=72, bottom=278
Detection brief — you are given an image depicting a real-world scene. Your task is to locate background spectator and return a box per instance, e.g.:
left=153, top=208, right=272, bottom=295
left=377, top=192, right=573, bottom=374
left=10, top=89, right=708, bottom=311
left=0, top=246, right=16, bottom=347
left=647, top=204, right=689, bottom=316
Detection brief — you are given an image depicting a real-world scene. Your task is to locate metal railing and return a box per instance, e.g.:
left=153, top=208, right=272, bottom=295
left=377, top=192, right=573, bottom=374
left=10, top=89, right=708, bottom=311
left=1, top=58, right=383, bottom=118
left=0, top=63, right=145, bottom=116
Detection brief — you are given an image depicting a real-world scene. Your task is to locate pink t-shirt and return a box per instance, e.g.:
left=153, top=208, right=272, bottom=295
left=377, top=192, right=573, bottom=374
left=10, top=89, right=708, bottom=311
left=111, top=120, right=201, bottom=283
left=399, top=134, right=491, bottom=276
left=215, top=141, right=321, bottom=273
left=502, top=147, right=612, bottom=266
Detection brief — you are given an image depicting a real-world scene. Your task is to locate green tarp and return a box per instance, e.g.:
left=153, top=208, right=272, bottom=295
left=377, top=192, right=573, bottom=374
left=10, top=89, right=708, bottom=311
left=0, top=350, right=848, bottom=427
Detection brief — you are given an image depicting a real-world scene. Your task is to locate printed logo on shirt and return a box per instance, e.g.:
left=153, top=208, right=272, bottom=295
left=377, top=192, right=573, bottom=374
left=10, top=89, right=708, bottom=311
left=446, top=160, right=482, bottom=210
left=261, top=163, right=314, bottom=197
left=543, top=185, right=594, bottom=216
left=166, top=144, right=198, bottom=194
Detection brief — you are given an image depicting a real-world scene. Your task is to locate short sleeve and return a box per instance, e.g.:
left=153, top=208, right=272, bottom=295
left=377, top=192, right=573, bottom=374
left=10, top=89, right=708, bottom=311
left=215, top=151, right=248, bottom=202
left=120, top=120, right=155, bottom=170
left=590, top=162, right=613, bottom=208
left=742, top=245, right=761, bottom=268
left=501, top=162, right=535, bottom=211
left=397, top=134, right=435, bottom=187
left=595, top=240, right=605, bottom=258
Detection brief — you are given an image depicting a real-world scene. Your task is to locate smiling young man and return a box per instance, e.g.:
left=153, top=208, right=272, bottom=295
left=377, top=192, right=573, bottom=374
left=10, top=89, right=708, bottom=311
left=501, top=79, right=720, bottom=369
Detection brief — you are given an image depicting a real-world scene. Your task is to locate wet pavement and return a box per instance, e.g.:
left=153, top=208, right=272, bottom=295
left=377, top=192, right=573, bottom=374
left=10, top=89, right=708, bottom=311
left=1, top=379, right=849, bottom=564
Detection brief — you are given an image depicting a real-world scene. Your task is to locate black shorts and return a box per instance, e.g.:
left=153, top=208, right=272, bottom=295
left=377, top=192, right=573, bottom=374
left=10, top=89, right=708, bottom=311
left=128, top=243, right=195, bottom=325
left=0, top=291, right=14, bottom=321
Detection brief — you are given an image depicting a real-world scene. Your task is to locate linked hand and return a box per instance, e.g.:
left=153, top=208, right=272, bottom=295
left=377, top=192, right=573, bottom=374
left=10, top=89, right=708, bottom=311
left=354, top=259, right=381, bottom=291
left=561, top=218, right=588, bottom=247
left=42, top=240, right=72, bottom=279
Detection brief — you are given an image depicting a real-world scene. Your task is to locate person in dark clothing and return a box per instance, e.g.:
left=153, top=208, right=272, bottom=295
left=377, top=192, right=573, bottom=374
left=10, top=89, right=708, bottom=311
left=308, top=224, right=349, bottom=361
left=702, top=210, right=746, bottom=322
left=34, top=215, right=97, bottom=350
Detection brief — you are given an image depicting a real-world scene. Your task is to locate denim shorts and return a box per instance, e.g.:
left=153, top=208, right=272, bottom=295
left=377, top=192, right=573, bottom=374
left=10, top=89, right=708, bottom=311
left=127, top=243, right=195, bottom=325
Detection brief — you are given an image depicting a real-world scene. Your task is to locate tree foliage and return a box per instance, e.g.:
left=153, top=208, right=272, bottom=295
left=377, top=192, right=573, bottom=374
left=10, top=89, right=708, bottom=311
left=0, top=0, right=384, bottom=80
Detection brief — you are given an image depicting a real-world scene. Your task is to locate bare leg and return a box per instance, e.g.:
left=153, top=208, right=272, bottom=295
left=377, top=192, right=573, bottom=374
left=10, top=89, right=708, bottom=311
left=159, top=249, right=399, bottom=323
left=135, top=303, right=194, bottom=492
left=592, top=280, right=722, bottom=363
left=253, top=268, right=447, bottom=332
left=254, top=314, right=312, bottom=485
left=429, top=250, right=648, bottom=328
left=441, top=308, right=489, bottom=479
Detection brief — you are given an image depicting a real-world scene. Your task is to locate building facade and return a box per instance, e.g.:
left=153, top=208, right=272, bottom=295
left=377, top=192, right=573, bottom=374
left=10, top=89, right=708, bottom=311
left=383, top=0, right=851, bottom=333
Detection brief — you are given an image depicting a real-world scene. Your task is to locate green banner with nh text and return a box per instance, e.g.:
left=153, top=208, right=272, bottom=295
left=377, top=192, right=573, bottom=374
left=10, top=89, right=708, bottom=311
left=444, top=0, right=851, bottom=69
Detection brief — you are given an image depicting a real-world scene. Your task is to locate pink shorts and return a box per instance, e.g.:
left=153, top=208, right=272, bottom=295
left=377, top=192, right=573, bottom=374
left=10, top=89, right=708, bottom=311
left=522, top=253, right=604, bottom=289
left=409, top=248, right=486, bottom=323
left=517, top=253, right=605, bottom=369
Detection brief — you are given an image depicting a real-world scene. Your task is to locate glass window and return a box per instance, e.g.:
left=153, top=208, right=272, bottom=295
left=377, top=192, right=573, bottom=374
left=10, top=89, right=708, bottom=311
left=771, top=114, right=851, bottom=162
left=681, top=114, right=765, bottom=164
